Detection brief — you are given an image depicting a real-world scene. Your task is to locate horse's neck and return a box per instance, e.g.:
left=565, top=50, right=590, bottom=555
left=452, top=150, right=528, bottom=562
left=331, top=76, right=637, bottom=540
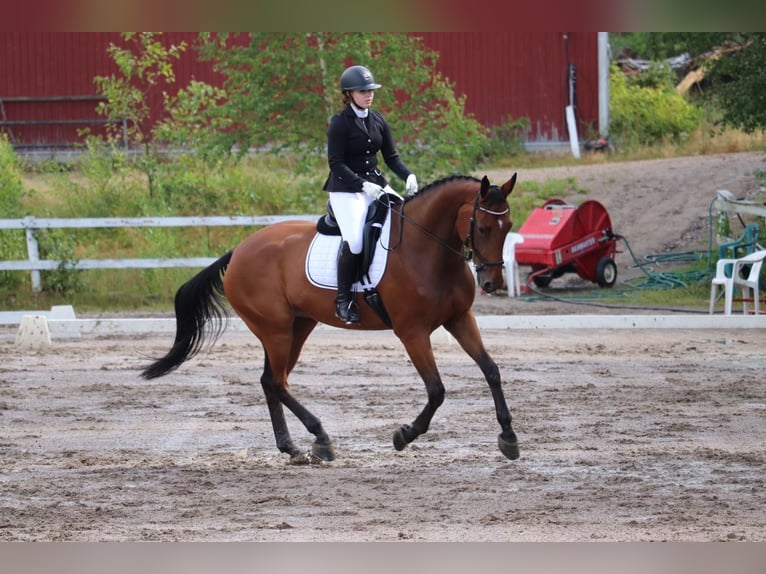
left=406, top=188, right=473, bottom=238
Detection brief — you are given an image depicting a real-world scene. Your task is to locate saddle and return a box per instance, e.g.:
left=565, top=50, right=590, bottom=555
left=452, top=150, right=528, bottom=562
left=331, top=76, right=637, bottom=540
left=316, top=193, right=403, bottom=283
left=315, top=193, right=403, bottom=327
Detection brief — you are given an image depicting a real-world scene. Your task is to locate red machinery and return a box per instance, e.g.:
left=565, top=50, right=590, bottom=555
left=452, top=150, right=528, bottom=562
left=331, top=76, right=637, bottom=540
left=515, top=199, right=621, bottom=288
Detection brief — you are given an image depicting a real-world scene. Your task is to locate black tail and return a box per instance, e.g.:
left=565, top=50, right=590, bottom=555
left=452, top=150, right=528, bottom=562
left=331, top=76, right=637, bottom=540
left=141, top=251, right=234, bottom=379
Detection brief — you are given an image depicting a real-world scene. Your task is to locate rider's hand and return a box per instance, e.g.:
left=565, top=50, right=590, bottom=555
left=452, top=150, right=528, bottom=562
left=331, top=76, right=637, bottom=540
left=362, top=181, right=385, bottom=200
left=405, top=174, right=418, bottom=196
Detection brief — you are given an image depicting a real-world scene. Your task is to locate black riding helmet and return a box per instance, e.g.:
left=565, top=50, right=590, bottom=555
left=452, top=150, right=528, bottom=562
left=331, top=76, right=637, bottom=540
left=339, top=65, right=381, bottom=91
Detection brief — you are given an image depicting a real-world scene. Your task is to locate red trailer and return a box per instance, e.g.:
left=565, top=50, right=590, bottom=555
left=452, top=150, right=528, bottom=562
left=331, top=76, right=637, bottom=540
left=515, top=199, right=621, bottom=288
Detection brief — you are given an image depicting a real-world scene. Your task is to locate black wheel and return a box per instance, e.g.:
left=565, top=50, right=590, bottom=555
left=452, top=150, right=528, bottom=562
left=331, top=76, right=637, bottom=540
left=595, top=256, right=617, bottom=287
left=530, top=267, right=552, bottom=288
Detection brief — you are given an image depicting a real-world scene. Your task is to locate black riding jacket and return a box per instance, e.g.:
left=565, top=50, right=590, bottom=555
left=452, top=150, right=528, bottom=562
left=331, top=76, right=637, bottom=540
left=323, top=105, right=411, bottom=193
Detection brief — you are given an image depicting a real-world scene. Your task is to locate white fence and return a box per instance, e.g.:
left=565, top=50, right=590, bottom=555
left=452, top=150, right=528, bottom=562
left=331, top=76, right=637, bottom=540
left=0, top=214, right=321, bottom=291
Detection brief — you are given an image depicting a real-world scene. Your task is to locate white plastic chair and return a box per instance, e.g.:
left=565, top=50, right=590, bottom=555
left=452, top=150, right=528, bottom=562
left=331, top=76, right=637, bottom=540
left=709, top=249, right=766, bottom=315
left=503, top=232, right=525, bottom=297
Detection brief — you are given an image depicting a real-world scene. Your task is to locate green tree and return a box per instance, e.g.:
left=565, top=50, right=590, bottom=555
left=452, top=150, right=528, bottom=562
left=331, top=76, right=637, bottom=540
left=94, top=32, right=188, bottom=153
left=199, top=32, right=489, bottom=182
left=93, top=32, right=234, bottom=207
left=93, top=32, right=188, bottom=198
left=706, top=33, right=766, bottom=134
left=612, top=33, right=734, bottom=61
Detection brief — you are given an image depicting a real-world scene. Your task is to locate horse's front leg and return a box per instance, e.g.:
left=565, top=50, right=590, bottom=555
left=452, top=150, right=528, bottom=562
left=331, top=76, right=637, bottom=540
left=444, top=312, right=520, bottom=460
left=393, top=331, right=446, bottom=451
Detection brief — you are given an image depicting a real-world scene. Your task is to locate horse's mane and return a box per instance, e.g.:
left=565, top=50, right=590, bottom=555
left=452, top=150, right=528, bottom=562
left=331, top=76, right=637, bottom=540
left=403, top=174, right=481, bottom=204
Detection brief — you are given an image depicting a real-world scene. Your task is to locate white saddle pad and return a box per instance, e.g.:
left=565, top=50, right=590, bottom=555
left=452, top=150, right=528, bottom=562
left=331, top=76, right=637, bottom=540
left=305, top=210, right=392, bottom=291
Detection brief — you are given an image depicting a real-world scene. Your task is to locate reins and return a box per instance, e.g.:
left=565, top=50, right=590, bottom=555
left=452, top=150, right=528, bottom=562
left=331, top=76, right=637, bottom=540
left=380, top=188, right=509, bottom=270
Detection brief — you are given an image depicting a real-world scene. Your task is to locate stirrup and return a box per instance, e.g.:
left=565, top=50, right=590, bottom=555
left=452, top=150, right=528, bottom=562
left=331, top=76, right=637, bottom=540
left=335, top=300, right=360, bottom=324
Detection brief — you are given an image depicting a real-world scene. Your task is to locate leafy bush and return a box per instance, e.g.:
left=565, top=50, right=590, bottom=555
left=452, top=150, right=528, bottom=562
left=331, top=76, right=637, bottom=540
left=610, top=66, right=702, bottom=145
left=486, top=116, right=530, bottom=161
left=0, top=134, right=26, bottom=291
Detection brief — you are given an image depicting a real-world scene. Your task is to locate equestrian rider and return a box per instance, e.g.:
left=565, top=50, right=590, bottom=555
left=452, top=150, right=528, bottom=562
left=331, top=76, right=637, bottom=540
left=323, top=65, right=418, bottom=324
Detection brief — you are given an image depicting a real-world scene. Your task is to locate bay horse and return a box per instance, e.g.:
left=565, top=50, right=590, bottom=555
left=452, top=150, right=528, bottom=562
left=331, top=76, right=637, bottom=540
left=141, top=173, right=520, bottom=462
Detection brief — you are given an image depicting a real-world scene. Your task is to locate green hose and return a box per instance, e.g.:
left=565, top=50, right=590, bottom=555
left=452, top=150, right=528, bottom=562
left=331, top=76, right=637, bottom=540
left=514, top=198, right=760, bottom=313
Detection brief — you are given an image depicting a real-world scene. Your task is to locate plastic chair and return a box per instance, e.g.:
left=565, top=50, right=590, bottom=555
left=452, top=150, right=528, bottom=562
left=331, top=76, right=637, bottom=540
left=718, top=222, right=760, bottom=260
left=709, top=249, right=766, bottom=315
left=503, top=232, right=525, bottom=297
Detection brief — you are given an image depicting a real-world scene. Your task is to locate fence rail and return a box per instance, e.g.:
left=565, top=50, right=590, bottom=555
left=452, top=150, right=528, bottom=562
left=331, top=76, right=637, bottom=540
left=0, top=214, right=321, bottom=292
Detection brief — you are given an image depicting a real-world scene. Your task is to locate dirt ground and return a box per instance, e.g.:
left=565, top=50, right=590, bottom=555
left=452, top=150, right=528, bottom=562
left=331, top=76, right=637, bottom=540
left=1, top=152, right=765, bottom=542
left=1, top=327, right=765, bottom=542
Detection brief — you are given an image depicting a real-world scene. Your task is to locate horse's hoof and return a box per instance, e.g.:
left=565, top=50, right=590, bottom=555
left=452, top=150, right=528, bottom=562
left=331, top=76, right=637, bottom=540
left=311, top=441, right=336, bottom=462
left=288, top=452, right=312, bottom=465
left=498, top=433, right=520, bottom=460
left=393, top=425, right=412, bottom=451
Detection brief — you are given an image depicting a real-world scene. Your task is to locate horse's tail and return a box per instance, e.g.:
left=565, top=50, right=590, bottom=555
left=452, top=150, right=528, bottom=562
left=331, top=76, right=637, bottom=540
left=141, top=250, right=233, bottom=379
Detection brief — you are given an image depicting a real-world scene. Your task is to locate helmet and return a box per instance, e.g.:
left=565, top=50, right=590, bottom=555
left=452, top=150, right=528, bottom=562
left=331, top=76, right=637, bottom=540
left=339, top=65, right=381, bottom=91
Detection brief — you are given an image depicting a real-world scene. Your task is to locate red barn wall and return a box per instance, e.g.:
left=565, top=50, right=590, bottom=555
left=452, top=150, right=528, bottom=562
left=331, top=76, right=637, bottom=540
left=418, top=32, right=599, bottom=145
left=0, top=32, right=598, bottom=150
left=0, top=32, right=216, bottom=149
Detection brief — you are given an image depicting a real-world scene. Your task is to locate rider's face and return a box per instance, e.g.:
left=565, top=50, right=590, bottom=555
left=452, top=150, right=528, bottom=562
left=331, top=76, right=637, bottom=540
left=351, top=89, right=375, bottom=109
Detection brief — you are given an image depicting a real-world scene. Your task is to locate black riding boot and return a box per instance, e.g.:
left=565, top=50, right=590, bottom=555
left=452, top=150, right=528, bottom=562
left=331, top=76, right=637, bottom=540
left=335, top=241, right=361, bottom=324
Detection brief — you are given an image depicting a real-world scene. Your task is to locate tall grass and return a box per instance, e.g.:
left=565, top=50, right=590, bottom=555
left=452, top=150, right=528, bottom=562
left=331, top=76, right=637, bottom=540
left=7, top=152, right=328, bottom=311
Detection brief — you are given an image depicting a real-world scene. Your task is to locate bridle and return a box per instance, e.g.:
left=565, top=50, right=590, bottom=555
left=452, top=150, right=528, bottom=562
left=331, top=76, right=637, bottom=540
left=465, top=188, right=510, bottom=272
left=385, top=188, right=509, bottom=272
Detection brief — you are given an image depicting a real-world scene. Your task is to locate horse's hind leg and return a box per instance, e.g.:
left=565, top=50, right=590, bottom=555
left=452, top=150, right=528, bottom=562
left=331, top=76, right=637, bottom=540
left=260, top=357, right=301, bottom=459
left=259, top=318, right=335, bottom=462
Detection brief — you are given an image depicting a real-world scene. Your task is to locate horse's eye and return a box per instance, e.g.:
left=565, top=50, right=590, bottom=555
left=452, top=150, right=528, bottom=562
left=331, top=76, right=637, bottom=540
left=478, top=225, right=491, bottom=236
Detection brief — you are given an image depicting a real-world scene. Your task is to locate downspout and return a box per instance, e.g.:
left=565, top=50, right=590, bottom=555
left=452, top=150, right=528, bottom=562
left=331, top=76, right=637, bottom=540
left=598, top=32, right=610, bottom=139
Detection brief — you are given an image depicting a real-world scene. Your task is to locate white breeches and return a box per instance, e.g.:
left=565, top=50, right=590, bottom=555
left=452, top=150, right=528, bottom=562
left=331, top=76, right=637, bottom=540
left=328, top=191, right=374, bottom=254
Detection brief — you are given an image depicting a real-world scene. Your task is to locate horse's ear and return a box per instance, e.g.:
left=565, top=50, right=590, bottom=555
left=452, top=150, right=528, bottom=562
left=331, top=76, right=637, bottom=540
left=480, top=175, right=490, bottom=196
left=500, top=173, right=517, bottom=198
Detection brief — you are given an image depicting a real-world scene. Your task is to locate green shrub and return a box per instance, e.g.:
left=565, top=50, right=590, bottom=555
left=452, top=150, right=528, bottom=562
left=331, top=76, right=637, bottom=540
left=0, top=134, right=26, bottom=291
left=485, top=116, right=530, bottom=162
left=610, top=65, right=702, bottom=145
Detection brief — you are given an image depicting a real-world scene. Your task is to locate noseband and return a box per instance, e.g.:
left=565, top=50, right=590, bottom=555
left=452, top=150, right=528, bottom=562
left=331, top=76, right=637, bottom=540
left=465, top=188, right=509, bottom=272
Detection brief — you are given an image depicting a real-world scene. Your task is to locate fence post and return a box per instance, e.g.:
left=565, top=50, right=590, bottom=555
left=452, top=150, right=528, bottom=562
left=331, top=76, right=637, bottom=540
left=22, top=216, right=42, bottom=292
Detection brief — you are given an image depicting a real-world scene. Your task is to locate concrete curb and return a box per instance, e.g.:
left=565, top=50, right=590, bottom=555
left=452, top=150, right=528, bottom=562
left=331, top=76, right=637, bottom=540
left=39, top=313, right=766, bottom=339
left=5, top=305, right=764, bottom=341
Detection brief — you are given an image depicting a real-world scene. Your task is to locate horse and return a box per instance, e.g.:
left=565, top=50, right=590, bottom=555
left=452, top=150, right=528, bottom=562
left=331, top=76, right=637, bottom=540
left=141, top=173, right=520, bottom=462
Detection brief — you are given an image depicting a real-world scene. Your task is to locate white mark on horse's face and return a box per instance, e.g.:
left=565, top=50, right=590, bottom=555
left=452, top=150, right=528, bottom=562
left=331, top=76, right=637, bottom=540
left=498, top=220, right=505, bottom=231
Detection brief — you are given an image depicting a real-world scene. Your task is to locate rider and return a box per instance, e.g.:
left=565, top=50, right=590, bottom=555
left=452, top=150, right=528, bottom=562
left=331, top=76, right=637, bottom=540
left=323, top=64, right=418, bottom=324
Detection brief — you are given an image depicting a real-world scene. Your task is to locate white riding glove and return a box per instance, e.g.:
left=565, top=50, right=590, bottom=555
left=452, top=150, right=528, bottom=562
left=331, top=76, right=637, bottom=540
left=362, top=181, right=385, bottom=200
left=405, top=174, right=418, bottom=196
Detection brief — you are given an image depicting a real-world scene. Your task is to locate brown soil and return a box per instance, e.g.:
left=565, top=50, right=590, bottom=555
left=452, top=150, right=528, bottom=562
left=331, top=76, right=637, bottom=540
left=1, top=152, right=765, bottom=542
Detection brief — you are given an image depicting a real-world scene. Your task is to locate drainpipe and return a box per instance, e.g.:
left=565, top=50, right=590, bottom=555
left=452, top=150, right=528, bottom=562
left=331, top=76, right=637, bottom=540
left=598, top=32, right=610, bottom=138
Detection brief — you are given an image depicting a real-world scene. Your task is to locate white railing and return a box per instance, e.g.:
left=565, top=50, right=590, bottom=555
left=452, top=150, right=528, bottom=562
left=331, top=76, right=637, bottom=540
left=0, top=214, right=321, bottom=291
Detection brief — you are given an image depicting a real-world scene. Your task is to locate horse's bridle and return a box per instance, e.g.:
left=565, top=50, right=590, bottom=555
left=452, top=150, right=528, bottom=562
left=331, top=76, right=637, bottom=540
left=386, top=188, right=509, bottom=272
left=465, top=188, right=510, bottom=272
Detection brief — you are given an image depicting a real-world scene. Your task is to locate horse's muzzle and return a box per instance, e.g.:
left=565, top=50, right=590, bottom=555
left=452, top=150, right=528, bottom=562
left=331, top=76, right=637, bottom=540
left=477, top=270, right=503, bottom=294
